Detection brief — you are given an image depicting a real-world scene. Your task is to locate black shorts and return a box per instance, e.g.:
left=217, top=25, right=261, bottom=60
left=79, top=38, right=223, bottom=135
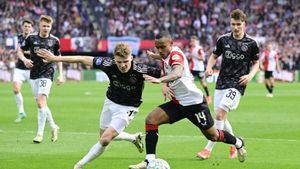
left=265, top=71, right=273, bottom=79
left=191, top=70, right=205, bottom=80
left=158, top=101, right=214, bottom=130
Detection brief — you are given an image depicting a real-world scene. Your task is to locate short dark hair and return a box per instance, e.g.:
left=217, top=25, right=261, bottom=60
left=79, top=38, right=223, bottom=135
left=230, top=9, right=246, bottom=22
left=155, top=31, right=172, bottom=40
left=22, top=19, right=33, bottom=26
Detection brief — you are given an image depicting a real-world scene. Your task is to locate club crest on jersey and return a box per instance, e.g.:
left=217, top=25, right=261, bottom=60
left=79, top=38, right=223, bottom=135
left=48, top=40, right=53, bottom=47
left=95, top=58, right=103, bottom=65
left=129, top=76, right=137, bottom=84
left=241, top=44, right=248, bottom=52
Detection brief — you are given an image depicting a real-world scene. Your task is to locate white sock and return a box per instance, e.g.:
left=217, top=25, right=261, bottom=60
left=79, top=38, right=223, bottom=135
left=224, top=119, right=234, bottom=135
left=205, top=120, right=225, bottom=151
left=37, top=108, right=47, bottom=136
left=77, top=142, right=106, bottom=166
left=15, top=93, right=24, bottom=113
left=114, top=132, right=135, bottom=142
left=146, top=154, right=155, bottom=162
left=45, top=106, right=57, bottom=129
left=235, top=138, right=243, bottom=149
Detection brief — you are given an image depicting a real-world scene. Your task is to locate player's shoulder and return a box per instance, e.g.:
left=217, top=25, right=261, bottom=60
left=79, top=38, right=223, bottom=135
left=49, top=34, right=60, bottom=42
left=216, top=32, right=231, bottom=41
left=26, top=32, right=38, bottom=39
left=132, top=61, right=148, bottom=73
left=244, top=33, right=259, bottom=47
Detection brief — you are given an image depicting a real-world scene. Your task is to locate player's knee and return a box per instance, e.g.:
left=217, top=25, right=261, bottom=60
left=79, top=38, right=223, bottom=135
left=100, top=136, right=112, bottom=146
left=145, top=115, right=158, bottom=125
left=206, top=134, right=219, bottom=142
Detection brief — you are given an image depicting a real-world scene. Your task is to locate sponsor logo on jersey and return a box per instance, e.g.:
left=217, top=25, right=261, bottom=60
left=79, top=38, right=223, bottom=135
left=225, top=51, right=244, bottom=60
left=172, top=55, right=180, bottom=60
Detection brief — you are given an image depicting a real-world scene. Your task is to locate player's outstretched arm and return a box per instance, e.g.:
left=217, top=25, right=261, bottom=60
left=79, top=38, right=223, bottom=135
left=37, top=49, right=94, bottom=66
left=205, top=53, right=218, bottom=76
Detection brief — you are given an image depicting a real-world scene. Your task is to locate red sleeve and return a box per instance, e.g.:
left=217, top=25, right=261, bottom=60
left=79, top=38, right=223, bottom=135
left=169, top=51, right=184, bottom=66
left=198, top=48, right=204, bottom=59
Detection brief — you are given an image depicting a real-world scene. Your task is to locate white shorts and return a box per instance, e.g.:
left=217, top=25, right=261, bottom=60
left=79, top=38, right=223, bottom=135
left=13, top=68, right=30, bottom=83
left=30, top=78, right=53, bottom=98
left=214, top=88, right=241, bottom=113
left=100, top=98, right=138, bottom=134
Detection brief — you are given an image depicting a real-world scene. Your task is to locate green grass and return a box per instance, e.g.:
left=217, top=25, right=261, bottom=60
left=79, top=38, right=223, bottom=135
left=0, top=81, right=300, bottom=169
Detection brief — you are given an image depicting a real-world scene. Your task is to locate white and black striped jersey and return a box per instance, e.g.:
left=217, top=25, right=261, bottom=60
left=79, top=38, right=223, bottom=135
left=213, top=32, right=259, bottom=95
left=93, top=57, right=161, bottom=107
left=21, top=32, right=61, bottom=81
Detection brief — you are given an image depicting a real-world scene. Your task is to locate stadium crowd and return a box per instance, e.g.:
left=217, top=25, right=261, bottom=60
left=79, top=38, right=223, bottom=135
left=0, top=0, right=299, bottom=82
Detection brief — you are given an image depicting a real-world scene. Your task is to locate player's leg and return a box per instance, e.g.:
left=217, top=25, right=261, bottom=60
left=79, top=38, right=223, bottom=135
left=186, top=102, right=246, bottom=162
left=33, top=78, right=53, bottom=143
left=198, top=89, right=241, bottom=159
left=199, top=72, right=211, bottom=104
left=75, top=99, right=139, bottom=169
left=265, top=71, right=273, bottom=97
left=12, top=69, right=28, bottom=122
left=74, top=128, right=109, bottom=169
left=114, top=131, right=144, bottom=153
left=224, top=119, right=237, bottom=159
left=129, top=101, right=184, bottom=169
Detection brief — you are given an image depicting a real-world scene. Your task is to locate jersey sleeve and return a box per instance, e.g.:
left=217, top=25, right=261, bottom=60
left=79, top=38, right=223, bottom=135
left=169, top=51, right=184, bottom=66
left=251, top=41, right=259, bottom=61
left=20, top=35, right=31, bottom=51
left=212, top=37, right=223, bottom=57
left=54, top=39, right=61, bottom=56
left=92, top=57, right=113, bottom=71
left=146, top=65, right=161, bottom=78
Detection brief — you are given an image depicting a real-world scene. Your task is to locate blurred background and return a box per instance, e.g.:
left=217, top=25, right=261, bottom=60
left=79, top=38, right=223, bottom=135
left=0, top=0, right=299, bottom=82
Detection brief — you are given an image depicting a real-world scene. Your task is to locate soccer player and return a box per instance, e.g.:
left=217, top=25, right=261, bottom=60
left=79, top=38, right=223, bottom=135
left=17, top=15, right=63, bottom=143
left=13, top=19, right=33, bottom=123
left=260, top=43, right=280, bottom=97
left=188, top=35, right=211, bottom=104
left=129, top=31, right=247, bottom=169
left=197, top=9, right=260, bottom=160
left=36, top=42, right=161, bottom=169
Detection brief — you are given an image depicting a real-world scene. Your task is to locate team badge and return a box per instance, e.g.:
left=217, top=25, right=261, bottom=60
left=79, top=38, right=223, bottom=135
left=48, top=40, right=53, bottom=47
left=241, top=44, right=248, bottom=52
left=95, top=58, right=103, bottom=65
left=129, top=75, right=137, bottom=84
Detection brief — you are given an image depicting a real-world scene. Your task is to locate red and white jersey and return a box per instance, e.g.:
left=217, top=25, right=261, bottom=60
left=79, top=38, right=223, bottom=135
left=162, top=46, right=204, bottom=106
left=189, top=45, right=205, bottom=71
left=261, top=49, right=278, bottom=71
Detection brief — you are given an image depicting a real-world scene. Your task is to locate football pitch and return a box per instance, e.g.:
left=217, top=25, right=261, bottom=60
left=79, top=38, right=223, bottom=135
left=1, top=81, right=300, bottom=169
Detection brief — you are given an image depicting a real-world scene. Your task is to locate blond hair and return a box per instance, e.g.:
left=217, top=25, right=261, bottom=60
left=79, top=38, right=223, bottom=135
left=190, top=35, right=198, bottom=41
left=113, top=43, right=132, bottom=58
left=39, top=15, right=53, bottom=24
left=230, top=9, right=246, bottom=22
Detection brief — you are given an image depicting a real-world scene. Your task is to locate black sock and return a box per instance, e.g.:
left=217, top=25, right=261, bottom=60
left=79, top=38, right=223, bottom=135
left=204, top=87, right=209, bottom=96
left=270, top=85, right=274, bottom=94
left=265, top=84, right=272, bottom=93
left=146, top=129, right=158, bottom=154
left=217, top=130, right=237, bottom=145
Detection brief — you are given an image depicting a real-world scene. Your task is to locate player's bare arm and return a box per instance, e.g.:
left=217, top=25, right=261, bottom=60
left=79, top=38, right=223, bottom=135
left=239, top=60, right=260, bottom=86
left=37, top=49, right=94, bottom=66
left=161, top=84, right=175, bottom=101
left=17, top=46, right=33, bottom=68
left=56, top=55, right=64, bottom=85
left=146, top=50, right=161, bottom=59
left=143, top=64, right=183, bottom=83
left=205, top=53, right=218, bottom=76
